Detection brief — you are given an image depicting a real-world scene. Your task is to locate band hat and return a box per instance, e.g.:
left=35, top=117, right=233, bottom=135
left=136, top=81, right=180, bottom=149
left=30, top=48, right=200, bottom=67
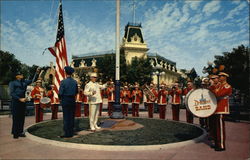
left=64, top=66, right=74, bottom=75
left=90, top=72, right=98, bottom=77
left=36, top=79, right=42, bottom=83
left=15, top=72, right=23, bottom=76
left=218, top=72, right=229, bottom=77
left=135, top=85, right=139, bottom=88
left=210, top=74, right=219, bottom=79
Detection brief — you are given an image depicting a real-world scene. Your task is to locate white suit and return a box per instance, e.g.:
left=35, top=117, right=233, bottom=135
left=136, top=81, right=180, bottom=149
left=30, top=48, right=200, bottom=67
left=84, top=81, right=106, bottom=130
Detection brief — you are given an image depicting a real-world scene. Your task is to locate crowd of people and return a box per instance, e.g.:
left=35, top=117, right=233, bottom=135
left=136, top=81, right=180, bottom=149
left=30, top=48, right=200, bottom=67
left=9, top=66, right=232, bottom=152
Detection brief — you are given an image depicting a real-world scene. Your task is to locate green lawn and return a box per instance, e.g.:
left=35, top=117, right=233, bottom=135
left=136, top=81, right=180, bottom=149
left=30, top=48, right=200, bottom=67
left=27, top=118, right=203, bottom=145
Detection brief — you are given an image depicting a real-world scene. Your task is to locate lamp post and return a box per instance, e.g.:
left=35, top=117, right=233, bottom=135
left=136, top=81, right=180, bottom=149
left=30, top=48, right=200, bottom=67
left=153, top=63, right=165, bottom=91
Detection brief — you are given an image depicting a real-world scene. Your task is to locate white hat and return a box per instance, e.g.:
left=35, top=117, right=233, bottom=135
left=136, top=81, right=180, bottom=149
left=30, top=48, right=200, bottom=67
left=90, top=72, right=98, bottom=77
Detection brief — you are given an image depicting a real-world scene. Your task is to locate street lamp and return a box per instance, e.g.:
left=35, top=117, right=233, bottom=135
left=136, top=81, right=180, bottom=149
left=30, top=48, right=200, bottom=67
left=152, top=63, right=165, bottom=91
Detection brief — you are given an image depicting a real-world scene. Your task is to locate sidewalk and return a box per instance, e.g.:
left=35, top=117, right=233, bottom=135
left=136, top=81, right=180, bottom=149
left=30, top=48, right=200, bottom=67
left=0, top=107, right=249, bottom=160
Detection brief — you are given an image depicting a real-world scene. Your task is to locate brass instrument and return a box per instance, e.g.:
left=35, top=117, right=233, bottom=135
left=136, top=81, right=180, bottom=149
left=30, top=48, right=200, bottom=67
left=142, top=85, right=157, bottom=102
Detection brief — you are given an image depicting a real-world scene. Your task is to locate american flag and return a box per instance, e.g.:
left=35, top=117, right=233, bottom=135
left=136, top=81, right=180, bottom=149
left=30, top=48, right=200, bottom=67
left=49, top=0, right=68, bottom=94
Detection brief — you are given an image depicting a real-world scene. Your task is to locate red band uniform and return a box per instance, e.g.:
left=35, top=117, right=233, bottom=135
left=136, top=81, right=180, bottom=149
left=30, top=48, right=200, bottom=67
left=83, top=92, right=89, bottom=117
left=213, top=72, right=232, bottom=151
left=169, top=84, right=182, bottom=121
left=131, top=86, right=142, bottom=117
left=158, top=85, right=168, bottom=119
left=183, top=83, right=194, bottom=123
left=106, top=85, right=115, bottom=116
left=121, top=86, right=131, bottom=116
left=31, top=81, right=45, bottom=123
left=47, top=85, right=59, bottom=120
left=146, top=85, right=158, bottom=118
left=99, top=89, right=105, bottom=116
left=75, top=85, right=83, bottom=117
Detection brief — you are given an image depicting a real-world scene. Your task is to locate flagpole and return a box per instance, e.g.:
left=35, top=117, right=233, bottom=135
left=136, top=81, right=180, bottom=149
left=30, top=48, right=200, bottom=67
left=111, top=0, right=124, bottom=119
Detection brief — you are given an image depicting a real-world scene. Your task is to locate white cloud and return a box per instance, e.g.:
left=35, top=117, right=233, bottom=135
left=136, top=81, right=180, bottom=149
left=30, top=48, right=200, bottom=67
left=202, top=1, right=221, bottom=16
left=225, top=2, right=247, bottom=20
left=188, top=1, right=202, bottom=10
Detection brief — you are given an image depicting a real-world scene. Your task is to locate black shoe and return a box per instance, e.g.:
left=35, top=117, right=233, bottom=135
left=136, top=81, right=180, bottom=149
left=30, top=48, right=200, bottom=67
left=215, top=147, right=225, bottom=151
left=13, top=135, right=19, bottom=139
left=19, top=133, right=26, bottom=137
left=59, top=135, right=73, bottom=138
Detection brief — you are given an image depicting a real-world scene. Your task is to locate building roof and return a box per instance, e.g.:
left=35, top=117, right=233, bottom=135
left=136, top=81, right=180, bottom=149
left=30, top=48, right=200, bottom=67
left=148, top=52, right=176, bottom=65
left=124, top=22, right=144, bottom=43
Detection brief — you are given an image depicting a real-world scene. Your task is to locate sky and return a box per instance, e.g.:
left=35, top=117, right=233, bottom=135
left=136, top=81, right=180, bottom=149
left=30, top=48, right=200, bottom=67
left=1, top=0, right=249, bottom=76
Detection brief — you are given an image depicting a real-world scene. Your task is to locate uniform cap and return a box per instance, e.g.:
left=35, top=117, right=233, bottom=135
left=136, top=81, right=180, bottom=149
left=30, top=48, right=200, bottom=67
left=210, top=74, right=219, bottom=79
left=64, top=66, right=74, bottom=75
left=90, top=72, right=98, bottom=77
left=218, top=72, right=229, bottom=77
left=36, top=79, right=42, bottom=83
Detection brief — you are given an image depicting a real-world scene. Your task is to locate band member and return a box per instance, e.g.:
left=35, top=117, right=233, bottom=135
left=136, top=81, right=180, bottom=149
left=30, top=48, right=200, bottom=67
left=207, top=74, right=220, bottom=143
left=47, top=84, right=59, bottom=120
left=200, top=78, right=210, bottom=128
left=59, top=66, right=78, bottom=138
left=169, top=82, right=182, bottom=121
left=183, top=81, right=195, bottom=123
left=145, top=83, right=158, bottom=118
left=213, top=72, right=232, bottom=151
left=106, top=82, right=115, bottom=116
left=9, top=70, right=38, bottom=139
left=131, top=85, right=142, bottom=117
left=75, top=84, right=83, bottom=117
left=158, top=84, right=168, bottom=119
left=83, top=82, right=89, bottom=117
left=84, top=73, right=107, bottom=131
left=31, top=79, right=45, bottom=123
left=121, top=86, right=131, bottom=116
left=99, top=82, right=105, bottom=116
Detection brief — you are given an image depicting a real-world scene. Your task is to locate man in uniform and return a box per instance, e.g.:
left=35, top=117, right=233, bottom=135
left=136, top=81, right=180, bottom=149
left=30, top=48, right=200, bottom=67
left=59, top=66, right=78, bottom=138
left=158, top=83, right=168, bottom=119
left=84, top=73, right=107, bottom=131
left=31, top=79, right=45, bottom=123
left=183, top=81, right=195, bottom=123
left=106, top=82, right=115, bottom=116
left=47, top=84, right=59, bottom=120
left=9, top=70, right=38, bottom=139
left=75, top=84, right=83, bottom=117
left=131, top=84, right=142, bottom=117
left=83, top=82, right=89, bottom=117
left=169, top=82, right=182, bottom=121
left=120, top=85, right=131, bottom=116
left=213, top=72, right=232, bottom=151
left=146, top=83, right=158, bottom=118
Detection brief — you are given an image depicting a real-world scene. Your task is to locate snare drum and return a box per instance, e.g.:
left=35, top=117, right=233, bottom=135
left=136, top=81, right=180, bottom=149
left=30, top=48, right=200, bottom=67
left=40, top=97, right=51, bottom=108
left=185, top=88, right=217, bottom=118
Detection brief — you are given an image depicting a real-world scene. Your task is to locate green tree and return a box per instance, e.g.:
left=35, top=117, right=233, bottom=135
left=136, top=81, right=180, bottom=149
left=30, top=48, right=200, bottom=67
left=0, top=50, right=40, bottom=85
left=205, top=45, right=249, bottom=106
left=127, top=57, right=153, bottom=85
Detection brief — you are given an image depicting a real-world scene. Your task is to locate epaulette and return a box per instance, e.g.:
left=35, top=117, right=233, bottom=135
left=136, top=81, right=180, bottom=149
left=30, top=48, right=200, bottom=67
left=224, top=83, right=231, bottom=89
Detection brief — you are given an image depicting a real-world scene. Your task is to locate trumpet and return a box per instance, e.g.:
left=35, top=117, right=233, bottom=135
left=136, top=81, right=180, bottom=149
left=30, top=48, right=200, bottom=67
left=142, top=85, right=157, bottom=102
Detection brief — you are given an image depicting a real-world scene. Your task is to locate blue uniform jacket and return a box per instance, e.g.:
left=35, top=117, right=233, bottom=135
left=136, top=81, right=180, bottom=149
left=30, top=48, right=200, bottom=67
left=59, top=77, right=78, bottom=106
left=9, top=80, right=32, bottom=100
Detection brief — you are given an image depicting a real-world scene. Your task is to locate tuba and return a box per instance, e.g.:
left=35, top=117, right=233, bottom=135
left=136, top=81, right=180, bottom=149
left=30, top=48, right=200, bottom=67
left=142, top=85, right=157, bottom=102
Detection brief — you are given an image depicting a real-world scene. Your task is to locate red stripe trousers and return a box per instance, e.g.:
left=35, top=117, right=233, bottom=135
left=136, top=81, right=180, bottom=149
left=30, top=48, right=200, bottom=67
left=132, top=103, right=139, bottom=117
left=172, top=104, right=180, bottom=121
left=214, top=114, right=226, bottom=149
left=147, top=103, right=154, bottom=118
left=84, top=104, right=89, bottom=117
left=35, top=104, right=43, bottom=123
left=159, top=104, right=166, bottom=119
left=51, top=104, right=58, bottom=120
left=75, top=103, right=81, bottom=117
left=122, top=104, right=128, bottom=116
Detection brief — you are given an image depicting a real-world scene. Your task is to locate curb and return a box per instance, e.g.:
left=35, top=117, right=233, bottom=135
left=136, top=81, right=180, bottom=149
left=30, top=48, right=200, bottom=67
left=25, top=119, right=207, bottom=151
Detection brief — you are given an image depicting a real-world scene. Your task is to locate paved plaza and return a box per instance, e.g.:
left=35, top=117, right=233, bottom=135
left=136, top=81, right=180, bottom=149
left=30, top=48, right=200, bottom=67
left=0, top=105, right=249, bottom=160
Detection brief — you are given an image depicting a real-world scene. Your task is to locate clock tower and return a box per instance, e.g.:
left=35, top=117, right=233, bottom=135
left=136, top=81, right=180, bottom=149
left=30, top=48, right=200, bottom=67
left=121, top=22, right=149, bottom=64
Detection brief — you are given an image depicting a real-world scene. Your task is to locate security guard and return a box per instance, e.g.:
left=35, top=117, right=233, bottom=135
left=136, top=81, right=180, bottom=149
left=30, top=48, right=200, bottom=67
left=9, top=71, right=38, bottom=139
left=59, top=66, right=78, bottom=138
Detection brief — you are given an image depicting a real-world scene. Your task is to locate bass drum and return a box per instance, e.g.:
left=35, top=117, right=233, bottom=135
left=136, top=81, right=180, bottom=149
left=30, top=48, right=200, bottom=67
left=185, top=88, right=217, bottom=118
